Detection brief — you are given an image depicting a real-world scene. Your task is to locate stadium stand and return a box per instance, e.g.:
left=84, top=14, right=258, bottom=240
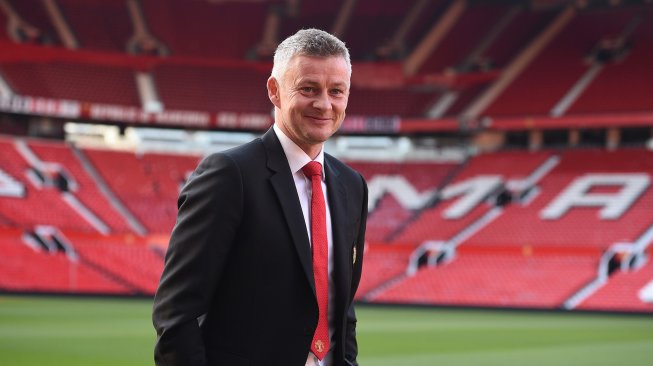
left=1, top=0, right=652, bottom=314
left=2, top=135, right=650, bottom=312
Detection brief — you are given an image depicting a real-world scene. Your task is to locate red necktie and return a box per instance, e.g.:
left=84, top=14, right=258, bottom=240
left=302, top=161, right=330, bottom=360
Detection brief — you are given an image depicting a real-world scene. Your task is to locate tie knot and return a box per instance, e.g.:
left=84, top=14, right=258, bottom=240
left=302, top=161, right=322, bottom=178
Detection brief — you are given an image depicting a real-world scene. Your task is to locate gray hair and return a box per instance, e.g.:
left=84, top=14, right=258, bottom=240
left=271, top=28, right=351, bottom=81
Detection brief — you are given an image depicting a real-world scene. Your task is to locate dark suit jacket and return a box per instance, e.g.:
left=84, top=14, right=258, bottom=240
left=152, top=128, right=368, bottom=366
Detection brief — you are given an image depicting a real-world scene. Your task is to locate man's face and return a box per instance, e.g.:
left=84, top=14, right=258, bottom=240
left=268, top=55, right=350, bottom=157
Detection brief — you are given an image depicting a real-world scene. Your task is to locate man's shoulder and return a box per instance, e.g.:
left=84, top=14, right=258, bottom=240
left=325, top=153, right=364, bottom=183
left=203, top=137, right=266, bottom=164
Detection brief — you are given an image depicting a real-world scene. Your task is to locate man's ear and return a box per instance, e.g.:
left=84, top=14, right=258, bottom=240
left=267, top=77, right=281, bottom=108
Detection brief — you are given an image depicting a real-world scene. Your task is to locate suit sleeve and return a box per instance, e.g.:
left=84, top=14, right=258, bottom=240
left=152, top=153, right=243, bottom=366
left=345, top=173, right=368, bottom=366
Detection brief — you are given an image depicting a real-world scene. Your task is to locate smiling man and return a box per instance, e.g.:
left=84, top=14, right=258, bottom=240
left=153, top=29, right=368, bottom=366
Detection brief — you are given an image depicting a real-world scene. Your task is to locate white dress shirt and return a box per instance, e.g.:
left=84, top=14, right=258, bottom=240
left=273, top=124, right=334, bottom=366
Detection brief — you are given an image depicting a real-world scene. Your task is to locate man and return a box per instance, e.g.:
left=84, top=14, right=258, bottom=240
left=152, top=29, right=368, bottom=366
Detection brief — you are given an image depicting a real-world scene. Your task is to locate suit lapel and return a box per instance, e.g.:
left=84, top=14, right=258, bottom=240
left=262, top=130, right=352, bottom=309
left=325, top=156, right=350, bottom=313
left=262, top=130, right=315, bottom=294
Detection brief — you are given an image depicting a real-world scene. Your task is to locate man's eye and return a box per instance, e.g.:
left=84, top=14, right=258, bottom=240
left=330, top=89, right=343, bottom=95
left=301, top=87, right=315, bottom=93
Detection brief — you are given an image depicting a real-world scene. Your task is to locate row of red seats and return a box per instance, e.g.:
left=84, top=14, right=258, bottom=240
left=372, top=252, right=598, bottom=309
left=83, top=148, right=200, bottom=234
left=0, top=231, right=130, bottom=294
left=0, top=138, right=97, bottom=232
left=0, top=60, right=443, bottom=118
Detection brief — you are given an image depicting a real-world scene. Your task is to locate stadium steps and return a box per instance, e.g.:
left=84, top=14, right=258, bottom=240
left=71, top=145, right=147, bottom=235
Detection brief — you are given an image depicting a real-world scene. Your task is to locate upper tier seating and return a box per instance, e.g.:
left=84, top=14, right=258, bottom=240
left=0, top=8, right=8, bottom=41
left=152, top=64, right=271, bottom=114
left=57, top=0, right=132, bottom=51
left=1, top=62, right=140, bottom=106
left=567, top=10, right=653, bottom=114
left=480, top=7, right=558, bottom=69
left=485, top=7, right=638, bottom=116
left=278, top=1, right=344, bottom=48
left=403, top=0, right=450, bottom=54
left=343, top=0, right=414, bottom=60
left=9, top=0, right=61, bottom=45
left=140, top=0, right=268, bottom=58
left=418, top=3, right=508, bottom=74
left=346, top=87, right=441, bottom=117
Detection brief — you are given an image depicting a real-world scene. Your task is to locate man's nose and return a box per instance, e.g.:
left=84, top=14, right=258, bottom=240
left=312, top=91, right=333, bottom=111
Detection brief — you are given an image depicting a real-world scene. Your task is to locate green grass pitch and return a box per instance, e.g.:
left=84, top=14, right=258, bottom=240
left=1, top=295, right=652, bottom=366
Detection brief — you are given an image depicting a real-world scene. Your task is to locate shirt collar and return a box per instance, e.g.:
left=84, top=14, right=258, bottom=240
left=273, top=124, right=325, bottom=181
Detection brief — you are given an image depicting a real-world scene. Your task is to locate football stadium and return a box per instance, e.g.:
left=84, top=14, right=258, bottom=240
left=1, top=0, right=653, bottom=365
